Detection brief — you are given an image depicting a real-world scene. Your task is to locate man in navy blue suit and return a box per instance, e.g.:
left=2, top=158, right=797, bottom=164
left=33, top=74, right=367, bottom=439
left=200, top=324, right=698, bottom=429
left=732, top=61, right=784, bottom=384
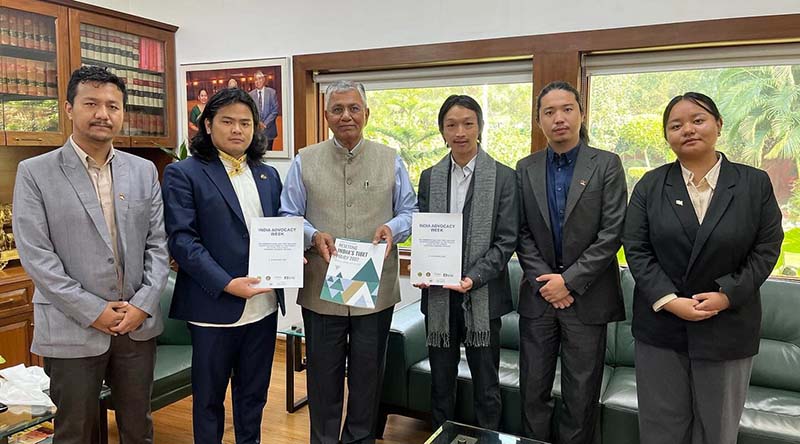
left=248, top=71, right=279, bottom=151
left=162, top=88, right=285, bottom=444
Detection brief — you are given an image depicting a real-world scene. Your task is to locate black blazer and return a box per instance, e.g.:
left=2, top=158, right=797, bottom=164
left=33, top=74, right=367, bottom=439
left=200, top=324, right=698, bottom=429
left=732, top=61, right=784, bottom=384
left=515, top=143, right=627, bottom=325
left=417, top=157, right=519, bottom=320
left=623, top=154, right=783, bottom=361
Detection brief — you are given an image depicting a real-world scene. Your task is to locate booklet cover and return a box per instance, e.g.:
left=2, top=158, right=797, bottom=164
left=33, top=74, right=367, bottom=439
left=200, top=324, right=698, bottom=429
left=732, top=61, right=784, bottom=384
left=320, top=238, right=386, bottom=308
left=248, top=217, right=304, bottom=288
left=410, top=212, right=463, bottom=286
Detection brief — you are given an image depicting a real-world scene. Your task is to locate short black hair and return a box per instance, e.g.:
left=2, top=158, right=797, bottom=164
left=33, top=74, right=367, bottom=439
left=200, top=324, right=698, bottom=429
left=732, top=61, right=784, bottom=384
left=662, top=92, right=722, bottom=140
left=535, top=81, right=589, bottom=144
left=189, top=87, right=267, bottom=165
left=67, top=66, right=127, bottom=105
left=438, top=95, right=485, bottom=143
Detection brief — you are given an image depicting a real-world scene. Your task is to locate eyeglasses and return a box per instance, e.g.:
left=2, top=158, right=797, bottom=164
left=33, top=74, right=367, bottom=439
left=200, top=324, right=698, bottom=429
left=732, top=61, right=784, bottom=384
left=328, top=105, right=363, bottom=116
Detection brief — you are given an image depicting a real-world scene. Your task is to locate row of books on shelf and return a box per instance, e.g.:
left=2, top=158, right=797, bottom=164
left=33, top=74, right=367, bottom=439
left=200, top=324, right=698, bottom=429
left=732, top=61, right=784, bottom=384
left=127, top=111, right=165, bottom=136
left=0, top=10, right=56, bottom=52
left=0, top=57, right=57, bottom=97
left=80, top=24, right=164, bottom=72
left=103, top=67, right=165, bottom=108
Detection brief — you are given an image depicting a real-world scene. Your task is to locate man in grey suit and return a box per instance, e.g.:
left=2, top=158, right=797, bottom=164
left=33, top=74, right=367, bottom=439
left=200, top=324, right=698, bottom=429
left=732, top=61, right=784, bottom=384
left=249, top=70, right=279, bottom=150
left=516, top=81, right=627, bottom=444
left=13, top=66, right=168, bottom=444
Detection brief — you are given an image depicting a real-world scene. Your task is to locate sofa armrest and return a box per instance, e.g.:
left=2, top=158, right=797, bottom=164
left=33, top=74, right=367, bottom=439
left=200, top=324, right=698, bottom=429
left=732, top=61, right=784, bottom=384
left=382, top=301, right=428, bottom=409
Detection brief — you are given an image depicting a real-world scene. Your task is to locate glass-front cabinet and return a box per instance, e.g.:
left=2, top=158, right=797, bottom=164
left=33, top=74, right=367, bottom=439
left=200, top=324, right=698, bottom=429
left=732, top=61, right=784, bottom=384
left=69, top=9, right=175, bottom=148
left=0, top=0, right=69, bottom=146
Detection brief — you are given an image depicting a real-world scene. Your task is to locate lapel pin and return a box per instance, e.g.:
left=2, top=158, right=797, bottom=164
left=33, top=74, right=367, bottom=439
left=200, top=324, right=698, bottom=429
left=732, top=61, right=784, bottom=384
left=579, top=180, right=586, bottom=186
left=119, top=193, right=125, bottom=201
left=676, top=199, right=683, bottom=206
left=260, top=173, right=267, bottom=180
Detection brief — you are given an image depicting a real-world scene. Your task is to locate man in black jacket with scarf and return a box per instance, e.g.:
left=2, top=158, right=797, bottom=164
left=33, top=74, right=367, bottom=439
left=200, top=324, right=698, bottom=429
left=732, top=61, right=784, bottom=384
left=416, top=94, right=519, bottom=431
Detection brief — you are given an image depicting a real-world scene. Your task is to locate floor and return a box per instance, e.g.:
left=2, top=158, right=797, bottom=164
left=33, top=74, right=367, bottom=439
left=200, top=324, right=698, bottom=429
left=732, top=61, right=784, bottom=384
left=105, top=339, right=432, bottom=443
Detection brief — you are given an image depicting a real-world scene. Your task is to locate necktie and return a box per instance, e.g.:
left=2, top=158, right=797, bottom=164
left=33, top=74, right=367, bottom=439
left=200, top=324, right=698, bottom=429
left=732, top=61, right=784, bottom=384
left=258, top=90, right=263, bottom=109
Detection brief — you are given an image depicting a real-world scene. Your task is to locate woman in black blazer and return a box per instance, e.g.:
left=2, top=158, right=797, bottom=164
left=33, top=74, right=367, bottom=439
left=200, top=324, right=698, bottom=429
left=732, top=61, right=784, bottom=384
left=622, top=92, right=783, bottom=444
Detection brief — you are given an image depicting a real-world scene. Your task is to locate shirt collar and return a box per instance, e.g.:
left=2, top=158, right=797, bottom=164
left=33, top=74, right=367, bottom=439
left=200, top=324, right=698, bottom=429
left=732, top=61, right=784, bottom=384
left=680, top=153, right=722, bottom=190
left=546, top=143, right=581, bottom=164
left=71, top=136, right=115, bottom=169
left=217, top=150, right=250, bottom=175
left=451, top=153, right=477, bottom=176
left=333, top=137, right=365, bottom=157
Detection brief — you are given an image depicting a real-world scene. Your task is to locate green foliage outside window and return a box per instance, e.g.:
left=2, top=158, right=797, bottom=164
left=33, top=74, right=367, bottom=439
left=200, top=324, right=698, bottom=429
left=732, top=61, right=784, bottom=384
left=363, top=83, right=533, bottom=191
left=363, top=83, right=532, bottom=249
left=590, top=65, right=800, bottom=276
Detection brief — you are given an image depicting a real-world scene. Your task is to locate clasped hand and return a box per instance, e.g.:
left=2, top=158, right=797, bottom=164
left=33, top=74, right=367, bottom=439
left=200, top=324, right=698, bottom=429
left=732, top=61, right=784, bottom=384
left=664, top=291, right=730, bottom=321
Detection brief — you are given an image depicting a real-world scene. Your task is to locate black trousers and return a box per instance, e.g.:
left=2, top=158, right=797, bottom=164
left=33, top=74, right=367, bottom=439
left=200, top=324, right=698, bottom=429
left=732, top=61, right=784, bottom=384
left=44, top=335, right=156, bottom=444
left=519, top=306, right=607, bottom=444
left=189, top=312, right=278, bottom=444
left=426, top=294, right=502, bottom=431
left=302, top=307, right=393, bottom=444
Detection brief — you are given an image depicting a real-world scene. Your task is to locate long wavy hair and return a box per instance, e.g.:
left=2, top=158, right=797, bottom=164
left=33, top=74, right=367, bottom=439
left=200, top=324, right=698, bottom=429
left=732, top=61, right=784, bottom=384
left=189, top=88, right=267, bottom=165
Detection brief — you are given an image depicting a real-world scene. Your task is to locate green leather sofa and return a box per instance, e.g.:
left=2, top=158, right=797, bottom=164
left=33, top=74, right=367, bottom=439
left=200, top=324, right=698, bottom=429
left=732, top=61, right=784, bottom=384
left=379, top=259, right=800, bottom=443
left=102, top=270, right=192, bottom=414
left=150, top=270, right=193, bottom=410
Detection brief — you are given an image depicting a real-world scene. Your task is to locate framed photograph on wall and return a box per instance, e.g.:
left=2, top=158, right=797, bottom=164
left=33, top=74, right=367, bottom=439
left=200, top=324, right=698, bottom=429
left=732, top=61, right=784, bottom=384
left=178, top=58, right=291, bottom=159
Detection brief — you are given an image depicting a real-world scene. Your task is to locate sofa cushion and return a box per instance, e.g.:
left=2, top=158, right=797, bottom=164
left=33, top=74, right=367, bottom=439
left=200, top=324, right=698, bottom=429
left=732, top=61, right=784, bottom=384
left=601, top=366, right=800, bottom=444
left=739, top=385, right=800, bottom=444
left=600, top=367, right=639, bottom=444
left=152, top=344, right=192, bottom=398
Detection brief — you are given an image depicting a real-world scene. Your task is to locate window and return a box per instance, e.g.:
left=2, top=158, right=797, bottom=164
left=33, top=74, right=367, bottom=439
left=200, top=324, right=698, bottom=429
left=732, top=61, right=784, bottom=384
left=316, top=62, right=534, bottom=190
left=586, top=44, right=800, bottom=276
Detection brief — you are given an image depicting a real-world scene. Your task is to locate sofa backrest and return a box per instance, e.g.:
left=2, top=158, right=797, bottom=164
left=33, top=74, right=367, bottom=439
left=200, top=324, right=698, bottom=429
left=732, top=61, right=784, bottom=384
left=750, top=278, right=800, bottom=392
left=612, top=268, right=636, bottom=367
left=612, top=269, right=800, bottom=392
left=500, top=259, right=522, bottom=350
left=500, top=258, right=621, bottom=360
left=157, top=270, right=192, bottom=346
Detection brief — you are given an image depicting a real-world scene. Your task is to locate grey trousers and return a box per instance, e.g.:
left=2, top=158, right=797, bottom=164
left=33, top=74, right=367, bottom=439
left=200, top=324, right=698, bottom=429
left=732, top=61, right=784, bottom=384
left=635, top=339, right=753, bottom=444
left=44, top=335, right=156, bottom=444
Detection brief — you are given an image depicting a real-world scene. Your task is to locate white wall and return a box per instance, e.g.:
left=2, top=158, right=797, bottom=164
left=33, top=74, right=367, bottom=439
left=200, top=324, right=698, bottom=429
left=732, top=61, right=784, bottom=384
left=82, top=0, right=799, bottom=329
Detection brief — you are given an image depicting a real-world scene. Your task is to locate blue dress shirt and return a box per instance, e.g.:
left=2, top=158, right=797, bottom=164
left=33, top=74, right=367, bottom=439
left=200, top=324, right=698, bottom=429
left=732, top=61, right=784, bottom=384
left=279, top=139, right=418, bottom=249
left=546, top=144, right=580, bottom=267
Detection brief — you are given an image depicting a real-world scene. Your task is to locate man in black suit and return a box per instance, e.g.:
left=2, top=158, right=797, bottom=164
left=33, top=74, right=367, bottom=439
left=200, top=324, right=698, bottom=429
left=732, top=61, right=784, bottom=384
left=417, top=95, right=519, bottom=431
left=516, top=81, right=627, bottom=444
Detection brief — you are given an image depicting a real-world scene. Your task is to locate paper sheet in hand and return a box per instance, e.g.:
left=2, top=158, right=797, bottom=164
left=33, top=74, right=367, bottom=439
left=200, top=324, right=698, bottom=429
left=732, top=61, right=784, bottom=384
left=411, top=212, right=462, bottom=286
left=248, top=217, right=304, bottom=288
left=320, top=239, right=386, bottom=308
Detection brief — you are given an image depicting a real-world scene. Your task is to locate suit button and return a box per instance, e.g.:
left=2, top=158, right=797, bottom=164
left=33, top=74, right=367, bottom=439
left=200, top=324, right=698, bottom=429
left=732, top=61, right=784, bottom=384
left=347, top=202, right=353, bottom=208
left=347, top=178, right=353, bottom=185
left=346, top=223, right=352, bottom=229
left=110, top=286, right=117, bottom=292
left=242, top=234, right=249, bottom=239
left=107, top=257, right=114, bottom=264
